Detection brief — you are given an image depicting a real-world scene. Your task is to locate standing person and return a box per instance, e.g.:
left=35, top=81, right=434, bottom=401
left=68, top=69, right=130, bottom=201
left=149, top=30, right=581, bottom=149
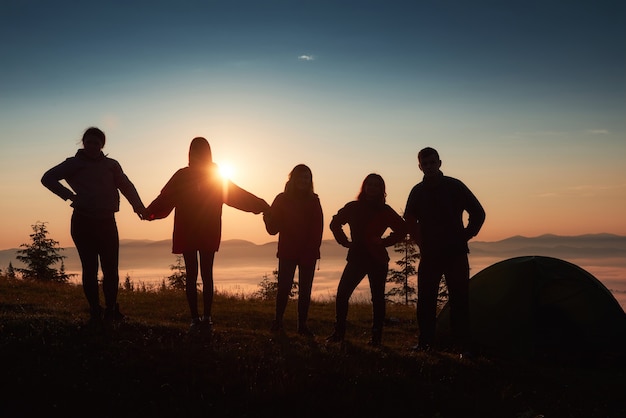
left=326, top=173, right=407, bottom=346
left=146, top=137, right=269, bottom=332
left=263, top=164, right=323, bottom=336
left=41, top=127, right=147, bottom=323
left=404, top=147, right=485, bottom=352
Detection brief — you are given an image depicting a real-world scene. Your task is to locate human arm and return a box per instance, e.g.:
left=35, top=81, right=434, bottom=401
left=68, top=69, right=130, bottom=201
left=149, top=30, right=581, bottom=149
left=224, top=181, right=270, bottom=214
left=145, top=172, right=180, bottom=220
left=329, top=204, right=351, bottom=248
left=41, top=160, right=77, bottom=202
left=381, top=207, right=408, bottom=248
left=463, top=187, right=486, bottom=240
left=403, top=188, right=423, bottom=247
left=263, top=194, right=282, bottom=235
left=113, top=160, right=147, bottom=219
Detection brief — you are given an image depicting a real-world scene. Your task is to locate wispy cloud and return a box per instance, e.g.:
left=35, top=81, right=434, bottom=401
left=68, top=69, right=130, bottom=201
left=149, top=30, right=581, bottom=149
left=298, top=55, right=315, bottom=61
left=586, top=129, right=610, bottom=135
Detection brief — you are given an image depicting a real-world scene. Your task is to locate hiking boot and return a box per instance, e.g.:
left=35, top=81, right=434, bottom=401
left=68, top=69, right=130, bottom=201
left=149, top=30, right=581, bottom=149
left=297, top=325, right=315, bottom=337
left=270, top=319, right=284, bottom=333
left=368, top=328, right=382, bottom=346
left=89, top=305, right=103, bottom=321
left=103, top=303, right=125, bottom=322
left=189, top=317, right=202, bottom=332
left=411, top=343, right=431, bottom=352
left=326, top=330, right=344, bottom=343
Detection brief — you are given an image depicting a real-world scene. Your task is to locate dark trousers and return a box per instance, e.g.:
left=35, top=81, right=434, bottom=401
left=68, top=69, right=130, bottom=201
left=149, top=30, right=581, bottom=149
left=71, top=211, right=119, bottom=315
left=183, top=250, right=216, bottom=319
left=275, top=259, right=316, bottom=326
left=335, top=260, right=388, bottom=334
left=417, top=253, right=470, bottom=347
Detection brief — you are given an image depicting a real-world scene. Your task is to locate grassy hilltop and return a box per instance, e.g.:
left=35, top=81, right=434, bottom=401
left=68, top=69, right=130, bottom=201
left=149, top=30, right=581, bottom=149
left=1, top=276, right=624, bottom=418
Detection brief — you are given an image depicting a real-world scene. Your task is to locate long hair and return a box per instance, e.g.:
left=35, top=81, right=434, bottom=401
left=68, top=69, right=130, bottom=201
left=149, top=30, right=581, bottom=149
left=357, top=173, right=386, bottom=204
left=284, top=164, right=314, bottom=196
left=188, top=137, right=213, bottom=168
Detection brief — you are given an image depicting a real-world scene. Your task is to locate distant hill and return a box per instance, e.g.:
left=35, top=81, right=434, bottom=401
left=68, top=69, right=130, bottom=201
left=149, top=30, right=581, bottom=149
left=469, top=233, right=626, bottom=259
left=2, top=233, right=625, bottom=273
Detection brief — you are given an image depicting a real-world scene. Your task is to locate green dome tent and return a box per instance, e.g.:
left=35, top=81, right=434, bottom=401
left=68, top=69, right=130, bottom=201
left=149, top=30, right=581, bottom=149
left=436, top=256, right=626, bottom=358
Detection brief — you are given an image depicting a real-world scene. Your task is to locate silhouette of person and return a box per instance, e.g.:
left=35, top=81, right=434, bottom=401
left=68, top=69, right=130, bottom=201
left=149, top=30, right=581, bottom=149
left=41, top=127, right=147, bottom=323
left=263, top=164, right=323, bottom=336
left=404, top=147, right=485, bottom=352
left=146, top=137, right=269, bottom=332
left=326, top=173, right=407, bottom=346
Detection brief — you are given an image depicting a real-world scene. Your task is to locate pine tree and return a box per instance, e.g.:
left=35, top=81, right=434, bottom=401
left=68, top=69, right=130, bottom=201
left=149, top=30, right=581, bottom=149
left=167, top=255, right=187, bottom=290
left=16, top=221, right=71, bottom=282
left=255, top=269, right=298, bottom=300
left=386, top=235, right=419, bottom=305
left=6, top=262, right=17, bottom=279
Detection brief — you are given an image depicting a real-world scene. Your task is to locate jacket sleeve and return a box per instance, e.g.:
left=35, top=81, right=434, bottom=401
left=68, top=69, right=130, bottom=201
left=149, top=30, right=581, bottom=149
left=224, top=181, right=269, bottom=214
left=146, top=173, right=179, bottom=220
left=463, top=186, right=486, bottom=240
left=312, top=197, right=324, bottom=250
left=263, top=194, right=282, bottom=235
left=113, top=160, right=145, bottom=213
left=330, top=204, right=351, bottom=248
left=381, top=206, right=409, bottom=248
left=41, top=159, right=76, bottom=201
left=403, top=187, right=423, bottom=247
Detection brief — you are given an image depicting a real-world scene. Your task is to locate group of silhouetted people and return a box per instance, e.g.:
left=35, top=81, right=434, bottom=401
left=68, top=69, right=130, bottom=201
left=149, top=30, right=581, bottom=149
left=42, top=127, right=485, bottom=351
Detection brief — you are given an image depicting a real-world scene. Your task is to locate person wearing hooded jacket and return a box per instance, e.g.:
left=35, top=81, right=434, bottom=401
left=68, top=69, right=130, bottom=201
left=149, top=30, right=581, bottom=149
left=326, top=173, right=407, bottom=346
left=263, top=164, right=323, bottom=336
left=146, top=137, right=269, bottom=331
left=41, top=127, right=147, bottom=323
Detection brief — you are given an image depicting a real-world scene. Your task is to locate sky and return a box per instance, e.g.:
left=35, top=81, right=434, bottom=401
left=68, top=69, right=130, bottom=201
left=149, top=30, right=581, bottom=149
left=1, top=0, right=625, bottom=250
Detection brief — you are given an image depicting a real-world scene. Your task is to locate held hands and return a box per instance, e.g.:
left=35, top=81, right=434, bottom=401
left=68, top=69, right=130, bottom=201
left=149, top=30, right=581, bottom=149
left=136, top=207, right=151, bottom=221
left=254, top=200, right=271, bottom=215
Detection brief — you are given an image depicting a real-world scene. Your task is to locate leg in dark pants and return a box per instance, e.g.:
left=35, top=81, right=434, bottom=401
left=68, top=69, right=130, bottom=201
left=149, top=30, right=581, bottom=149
left=183, top=251, right=200, bottom=319
left=198, top=250, right=215, bottom=319
left=417, top=256, right=443, bottom=347
left=443, top=254, right=470, bottom=349
left=333, top=261, right=367, bottom=338
left=71, top=213, right=101, bottom=317
left=296, top=261, right=316, bottom=330
left=275, top=259, right=298, bottom=324
left=367, top=262, right=389, bottom=345
left=71, top=212, right=119, bottom=318
left=98, top=218, right=120, bottom=313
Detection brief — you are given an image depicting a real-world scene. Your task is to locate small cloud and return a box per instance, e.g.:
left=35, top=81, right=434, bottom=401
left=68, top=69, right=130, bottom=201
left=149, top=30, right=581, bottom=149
left=298, top=55, right=315, bottom=61
left=586, top=129, right=610, bottom=135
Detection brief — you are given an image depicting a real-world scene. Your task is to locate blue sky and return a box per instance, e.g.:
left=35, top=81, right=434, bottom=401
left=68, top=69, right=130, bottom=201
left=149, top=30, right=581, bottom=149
left=1, top=0, right=625, bottom=249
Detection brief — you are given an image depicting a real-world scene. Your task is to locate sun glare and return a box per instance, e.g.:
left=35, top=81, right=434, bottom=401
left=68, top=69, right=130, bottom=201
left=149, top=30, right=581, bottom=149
left=219, top=162, right=234, bottom=180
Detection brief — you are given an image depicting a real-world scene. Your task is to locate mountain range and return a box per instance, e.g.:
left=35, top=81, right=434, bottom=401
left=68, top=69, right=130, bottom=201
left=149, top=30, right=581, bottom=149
left=2, top=233, right=625, bottom=274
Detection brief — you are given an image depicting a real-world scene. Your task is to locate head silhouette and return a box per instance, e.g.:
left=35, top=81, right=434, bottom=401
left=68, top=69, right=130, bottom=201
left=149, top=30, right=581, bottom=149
left=357, top=173, right=386, bottom=204
left=284, top=164, right=314, bottom=195
left=82, top=127, right=105, bottom=148
left=417, top=146, right=442, bottom=177
left=188, top=137, right=213, bottom=168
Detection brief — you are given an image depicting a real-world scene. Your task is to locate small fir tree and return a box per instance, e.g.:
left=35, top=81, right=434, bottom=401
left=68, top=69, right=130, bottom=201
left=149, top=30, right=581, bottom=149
left=123, top=273, right=134, bottom=291
left=254, top=269, right=298, bottom=300
left=167, top=255, right=187, bottom=290
left=16, top=221, right=71, bottom=282
left=6, top=262, right=17, bottom=279
left=386, top=234, right=419, bottom=305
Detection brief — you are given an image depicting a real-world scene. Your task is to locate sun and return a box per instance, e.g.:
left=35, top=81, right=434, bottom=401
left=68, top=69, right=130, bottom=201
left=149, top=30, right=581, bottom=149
left=218, top=162, right=234, bottom=180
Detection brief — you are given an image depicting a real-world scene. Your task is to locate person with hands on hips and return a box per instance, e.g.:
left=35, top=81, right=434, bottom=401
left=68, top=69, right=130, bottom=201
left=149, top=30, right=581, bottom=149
left=41, top=126, right=147, bottom=324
